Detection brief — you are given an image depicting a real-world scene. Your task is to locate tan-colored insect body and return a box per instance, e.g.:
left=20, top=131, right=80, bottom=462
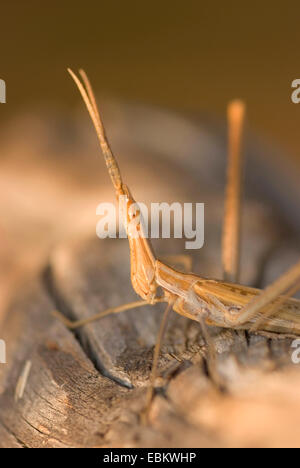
left=66, top=68, right=300, bottom=338
left=155, top=261, right=300, bottom=335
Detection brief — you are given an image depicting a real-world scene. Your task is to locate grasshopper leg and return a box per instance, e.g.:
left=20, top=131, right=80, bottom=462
left=141, top=300, right=174, bottom=425
left=52, top=298, right=164, bottom=330
left=224, top=260, right=300, bottom=329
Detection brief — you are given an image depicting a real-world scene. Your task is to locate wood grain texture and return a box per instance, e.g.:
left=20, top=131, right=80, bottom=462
left=0, top=232, right=300, bottom=447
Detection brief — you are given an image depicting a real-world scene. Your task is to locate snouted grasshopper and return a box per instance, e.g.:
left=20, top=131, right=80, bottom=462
left=54, top=69, right=300, bottom=418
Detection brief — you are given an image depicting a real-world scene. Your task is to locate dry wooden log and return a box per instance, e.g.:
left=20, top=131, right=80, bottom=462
left=1, top=229, right=299, bottom=447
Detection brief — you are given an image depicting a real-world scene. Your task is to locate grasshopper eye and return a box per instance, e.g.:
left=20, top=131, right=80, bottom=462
left=128, top=207, right=140, bottom=221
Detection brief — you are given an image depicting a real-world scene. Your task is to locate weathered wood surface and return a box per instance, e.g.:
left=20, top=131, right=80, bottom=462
left=1, top=233, right=300, bottom=448
left=1, top=103, right=300, bottom=448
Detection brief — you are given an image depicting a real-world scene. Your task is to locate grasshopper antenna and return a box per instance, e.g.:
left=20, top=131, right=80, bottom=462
left=68, top=68, right=123, bottom=194
left=222, top=99, right=245, bottom=283
left=78, top=69, right=100, bottom=118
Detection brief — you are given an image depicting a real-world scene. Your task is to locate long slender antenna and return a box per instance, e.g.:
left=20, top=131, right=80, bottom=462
left=79, top=69, right=100, bottom=118
left=68, top=68, right=123, bottom=193
left=222, top=99, right=245, bottom=283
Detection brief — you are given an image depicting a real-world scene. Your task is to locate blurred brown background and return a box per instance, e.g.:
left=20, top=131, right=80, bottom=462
left=1, top=0, right=300, bottom=159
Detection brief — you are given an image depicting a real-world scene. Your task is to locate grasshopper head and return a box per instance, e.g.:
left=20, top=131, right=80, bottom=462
left=120, top=187, right=157, bottom=303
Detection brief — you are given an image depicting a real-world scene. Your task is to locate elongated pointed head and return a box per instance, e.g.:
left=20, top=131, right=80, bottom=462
left=69, top=69, right=158, bottom=303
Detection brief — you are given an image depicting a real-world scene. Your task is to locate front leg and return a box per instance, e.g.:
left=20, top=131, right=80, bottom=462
left=175, top=286, right=225, bottom=390
left=52, top=298, right=164, bottom=329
